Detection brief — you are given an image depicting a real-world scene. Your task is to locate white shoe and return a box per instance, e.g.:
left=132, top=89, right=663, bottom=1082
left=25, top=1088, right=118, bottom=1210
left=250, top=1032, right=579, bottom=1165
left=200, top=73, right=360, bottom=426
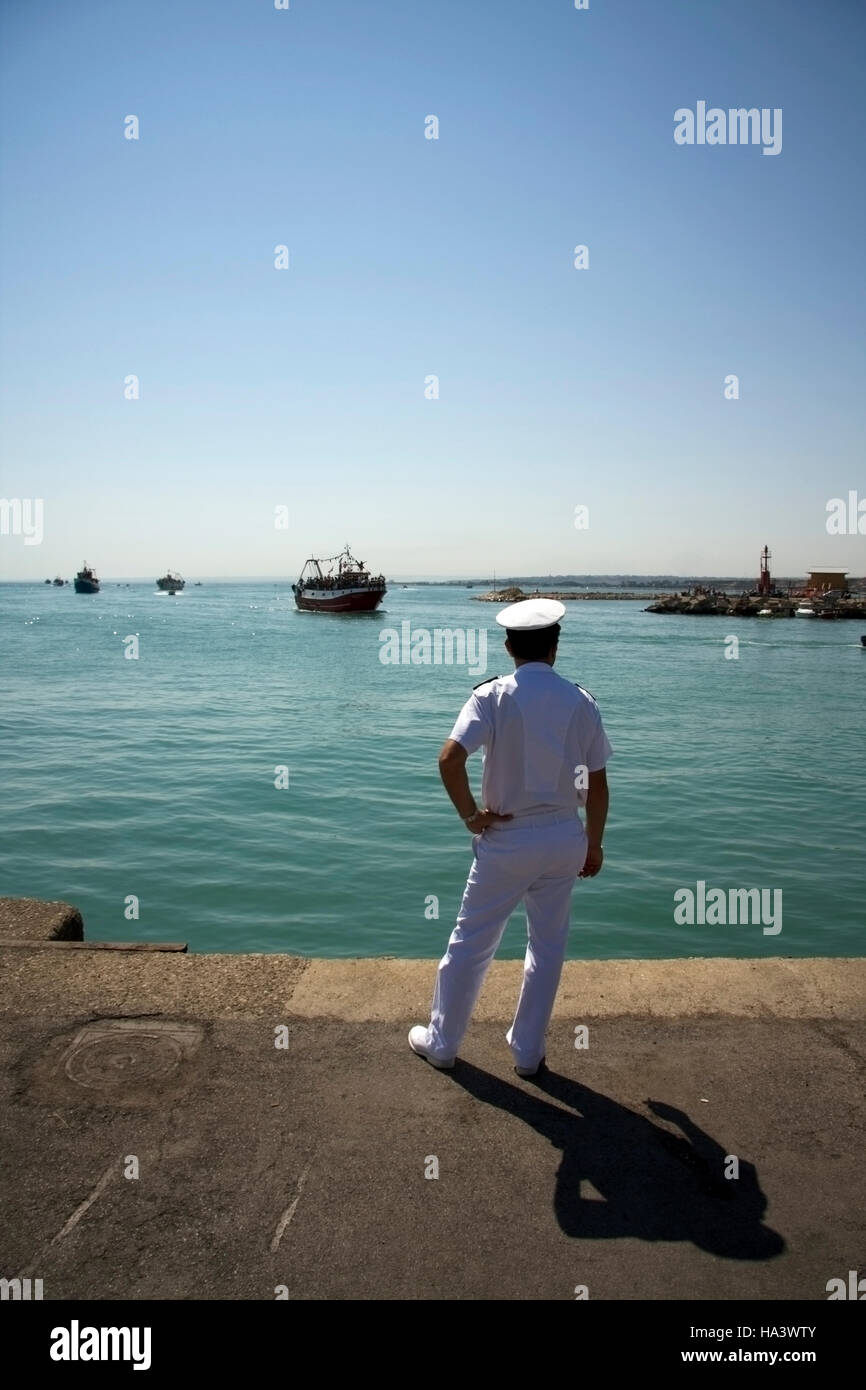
left=408, top=1026, right=455, bottom=1070
left=514, top=1056, right=545, bottom=1078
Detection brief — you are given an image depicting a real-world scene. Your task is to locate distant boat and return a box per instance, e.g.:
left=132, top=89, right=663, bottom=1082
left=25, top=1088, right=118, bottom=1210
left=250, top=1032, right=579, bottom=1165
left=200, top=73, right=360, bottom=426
left=292, top=546, right=386, bottom=614
left=758, top=608, right=772, bottom=617
left=795, top=605, right=815, bottom=618
left=73, top=565, right=100, bottom=594
left=43, top=578, right=51, bottom=584
left=861, top=635, right=866, bottom=647
left=156, top=571, right=185, bottom=593
left=52, top=577, right=65, bottom=587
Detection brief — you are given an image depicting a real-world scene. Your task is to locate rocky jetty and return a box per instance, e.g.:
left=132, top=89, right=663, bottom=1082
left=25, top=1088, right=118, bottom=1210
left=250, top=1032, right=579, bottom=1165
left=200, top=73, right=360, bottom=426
left=646, top=593, right=866, bottom=619
left=474, top=586, right=668, bottom=603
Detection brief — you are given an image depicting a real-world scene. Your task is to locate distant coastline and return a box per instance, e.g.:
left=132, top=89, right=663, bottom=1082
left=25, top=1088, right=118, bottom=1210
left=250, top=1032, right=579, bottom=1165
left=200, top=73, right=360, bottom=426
left=6, top=571, right=865, bottom=594
left=473, top=587, right=668, bottom=602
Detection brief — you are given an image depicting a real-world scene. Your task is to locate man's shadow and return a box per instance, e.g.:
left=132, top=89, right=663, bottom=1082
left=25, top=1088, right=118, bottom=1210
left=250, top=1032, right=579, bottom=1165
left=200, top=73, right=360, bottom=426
left=449, top=1063, right=785, bottom=1259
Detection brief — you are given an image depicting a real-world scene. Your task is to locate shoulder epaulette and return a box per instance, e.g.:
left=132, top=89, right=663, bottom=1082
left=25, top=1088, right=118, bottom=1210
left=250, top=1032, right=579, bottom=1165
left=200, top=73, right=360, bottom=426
left=574, top=682, right=596, bottom=700
left=473, top=675, right=500, bottom=690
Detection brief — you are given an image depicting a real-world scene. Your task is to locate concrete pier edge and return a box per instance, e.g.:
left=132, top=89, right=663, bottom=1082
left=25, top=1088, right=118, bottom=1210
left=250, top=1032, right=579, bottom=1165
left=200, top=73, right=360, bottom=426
left=1, top=897, right=863, bottom=1021
left=0, top=896, right=83, bottom=943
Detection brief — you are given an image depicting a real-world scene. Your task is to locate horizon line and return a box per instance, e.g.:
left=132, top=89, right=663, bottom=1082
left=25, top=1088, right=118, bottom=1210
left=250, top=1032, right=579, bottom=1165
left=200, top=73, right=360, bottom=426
left=5, top=571, right=860, bottom=585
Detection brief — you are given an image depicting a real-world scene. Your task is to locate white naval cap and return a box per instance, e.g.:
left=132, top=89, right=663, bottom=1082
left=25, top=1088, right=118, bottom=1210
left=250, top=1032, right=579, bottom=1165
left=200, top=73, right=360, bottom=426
left=495, top=597, right=566, bottom=630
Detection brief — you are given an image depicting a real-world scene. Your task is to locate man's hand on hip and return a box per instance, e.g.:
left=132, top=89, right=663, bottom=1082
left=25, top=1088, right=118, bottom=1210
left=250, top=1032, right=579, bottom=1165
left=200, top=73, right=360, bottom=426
left=464, top=808, right=513, bottom=833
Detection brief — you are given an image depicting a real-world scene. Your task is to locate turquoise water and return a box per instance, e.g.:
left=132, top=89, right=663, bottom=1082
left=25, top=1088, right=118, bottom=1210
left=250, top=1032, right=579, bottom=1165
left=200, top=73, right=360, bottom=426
left=1, top=581, right=863, bottom=958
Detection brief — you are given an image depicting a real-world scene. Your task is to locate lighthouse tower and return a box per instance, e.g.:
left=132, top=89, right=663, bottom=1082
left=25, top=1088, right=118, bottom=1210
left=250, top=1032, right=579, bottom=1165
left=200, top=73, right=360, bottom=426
left=757, top=545, right=772, bottom=597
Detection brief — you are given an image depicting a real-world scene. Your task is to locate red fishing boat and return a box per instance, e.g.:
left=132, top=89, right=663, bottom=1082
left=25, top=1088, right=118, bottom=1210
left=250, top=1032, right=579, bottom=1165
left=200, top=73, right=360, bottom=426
left=292, top=546, right=386, bottom=613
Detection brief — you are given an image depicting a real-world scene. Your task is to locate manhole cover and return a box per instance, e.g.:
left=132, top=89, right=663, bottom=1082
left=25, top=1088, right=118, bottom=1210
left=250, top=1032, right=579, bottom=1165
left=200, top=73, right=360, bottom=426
left=66, top=1033, right=183, bottom=1089
left=57, top=1020, right=202, bottom=1099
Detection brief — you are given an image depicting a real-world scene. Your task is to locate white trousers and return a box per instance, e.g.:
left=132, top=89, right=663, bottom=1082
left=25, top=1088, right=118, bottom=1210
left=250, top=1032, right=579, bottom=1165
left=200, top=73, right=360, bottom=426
left=427, top=813, right=588, bottom=1066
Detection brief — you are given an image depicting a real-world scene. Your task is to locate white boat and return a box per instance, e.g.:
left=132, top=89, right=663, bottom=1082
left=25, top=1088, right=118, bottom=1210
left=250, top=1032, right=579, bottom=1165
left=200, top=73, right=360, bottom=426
left=758, top=608, right=772, bottom=617
left=795, top=606, right=815, bottom=618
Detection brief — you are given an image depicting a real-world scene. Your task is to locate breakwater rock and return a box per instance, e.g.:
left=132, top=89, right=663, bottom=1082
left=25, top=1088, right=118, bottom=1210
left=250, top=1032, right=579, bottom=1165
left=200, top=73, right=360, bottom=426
left=646, top=594, right=866, bottom=618
left=473, top=587, right=668, bottom=603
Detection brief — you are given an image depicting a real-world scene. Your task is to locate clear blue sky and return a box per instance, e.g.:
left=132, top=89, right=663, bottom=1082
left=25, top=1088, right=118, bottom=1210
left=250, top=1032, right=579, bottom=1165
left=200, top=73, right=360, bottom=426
left=1, top=0, right=864, bottom=579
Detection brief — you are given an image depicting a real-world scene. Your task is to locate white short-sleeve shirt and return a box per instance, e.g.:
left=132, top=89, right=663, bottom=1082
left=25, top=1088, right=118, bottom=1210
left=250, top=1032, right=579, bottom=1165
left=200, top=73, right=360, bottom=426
left=448, top=662, right=612, bottom=820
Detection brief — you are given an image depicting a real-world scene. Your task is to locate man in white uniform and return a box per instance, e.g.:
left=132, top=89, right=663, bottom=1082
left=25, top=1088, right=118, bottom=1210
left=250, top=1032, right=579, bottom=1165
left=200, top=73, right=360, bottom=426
left=409, top=598, right=612, bottom=1075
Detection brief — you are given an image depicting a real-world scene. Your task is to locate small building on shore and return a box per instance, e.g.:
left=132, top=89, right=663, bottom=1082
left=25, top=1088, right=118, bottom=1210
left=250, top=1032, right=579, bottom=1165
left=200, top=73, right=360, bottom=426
left=807, top=568, right=848, bottom=595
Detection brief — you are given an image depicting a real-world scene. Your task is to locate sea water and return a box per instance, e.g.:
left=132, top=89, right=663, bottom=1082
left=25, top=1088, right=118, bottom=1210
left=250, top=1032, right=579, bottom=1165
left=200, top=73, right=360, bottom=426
left=1, top=581, right=863, bottom=958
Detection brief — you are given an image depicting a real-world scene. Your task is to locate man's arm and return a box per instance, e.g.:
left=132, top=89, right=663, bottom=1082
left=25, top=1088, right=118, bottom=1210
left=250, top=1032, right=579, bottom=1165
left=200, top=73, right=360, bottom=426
left=438, top=739, right=512, bottom=832
left=580, top=767, right=608, bottom=878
